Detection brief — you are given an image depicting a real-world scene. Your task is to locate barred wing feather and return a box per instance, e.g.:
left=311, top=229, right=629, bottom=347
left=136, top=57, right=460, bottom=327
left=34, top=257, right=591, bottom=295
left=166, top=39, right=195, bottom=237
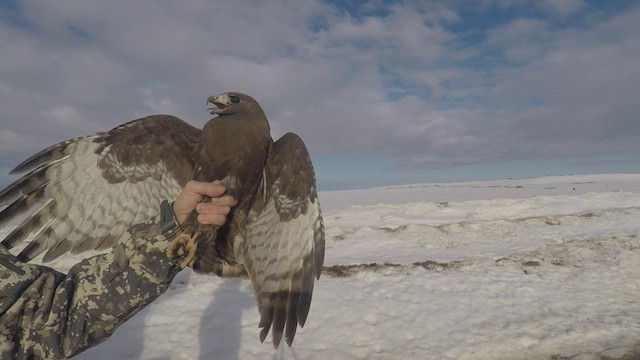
left=0, top=115, right=201, bottom=262
left=240, top=132, right=325, bottom=348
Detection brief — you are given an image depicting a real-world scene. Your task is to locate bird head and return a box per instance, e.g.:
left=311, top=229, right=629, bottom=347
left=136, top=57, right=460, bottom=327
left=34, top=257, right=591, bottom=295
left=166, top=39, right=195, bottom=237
left=207, top=92, right=257, bottom=116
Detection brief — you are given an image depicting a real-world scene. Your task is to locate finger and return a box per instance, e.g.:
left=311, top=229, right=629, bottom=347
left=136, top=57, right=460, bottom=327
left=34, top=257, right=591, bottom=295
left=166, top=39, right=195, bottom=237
left=209, top=195, right=237, bottom=207
left=197, top=213, right=228, bottom=226
left=196, top=202, right=231, bottom=215
left=185, top=180, right=227, bottom=198
left=204, top=182, right=227, bottom=197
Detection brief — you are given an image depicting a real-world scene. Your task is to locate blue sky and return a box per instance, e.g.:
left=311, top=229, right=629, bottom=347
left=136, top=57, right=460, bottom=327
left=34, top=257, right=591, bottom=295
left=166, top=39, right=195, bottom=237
left=0, top=0, right=639, bottom=191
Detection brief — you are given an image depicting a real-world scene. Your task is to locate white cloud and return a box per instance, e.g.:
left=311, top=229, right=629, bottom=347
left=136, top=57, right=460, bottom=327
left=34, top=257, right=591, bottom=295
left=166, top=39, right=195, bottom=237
left=539, top=0, right=586, bottom=16
left=489, top=7, right=640, bottom=137
left=476, top=0, right=586, bottom=16
left=0, top=0, right=638, bottom=180
left=0, top=129, right=39, bottom=155
left=485, top=18, right=552, bottom=62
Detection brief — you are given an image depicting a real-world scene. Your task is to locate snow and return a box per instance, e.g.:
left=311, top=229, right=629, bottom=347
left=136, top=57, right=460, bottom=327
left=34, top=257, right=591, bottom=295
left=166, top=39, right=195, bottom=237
left=3, top=173, right=640, bottom=359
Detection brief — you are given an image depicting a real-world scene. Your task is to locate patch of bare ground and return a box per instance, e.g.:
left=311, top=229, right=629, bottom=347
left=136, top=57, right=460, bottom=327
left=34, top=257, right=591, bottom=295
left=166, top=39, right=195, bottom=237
left=322, top=260, right=463, bottom=277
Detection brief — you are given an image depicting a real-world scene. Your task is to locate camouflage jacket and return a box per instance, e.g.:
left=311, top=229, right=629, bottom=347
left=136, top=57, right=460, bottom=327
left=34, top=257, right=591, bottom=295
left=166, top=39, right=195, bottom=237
left=0, top=201, right=183, bottom=360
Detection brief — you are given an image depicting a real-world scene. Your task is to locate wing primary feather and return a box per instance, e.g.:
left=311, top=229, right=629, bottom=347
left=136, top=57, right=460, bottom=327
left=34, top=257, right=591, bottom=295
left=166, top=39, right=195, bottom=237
left=297, top=254, right=316, bottom=327
left=0, top=165, right=50, bottom=206
left=0, top=182, right=48, bottom=229
left=74, top=234, right=116, bottom=254
left=271, top=290, right=289, bottom=348
left=17, top=225, right=55, bottom=262
left=42, top=238, right=73, bottom=262
left=285, top=270, right=303, bottom=346
left=259, top=292, right=276, bottom=343
left=297, top=291, right=313, bottom=328
left=314, top=215, right=325, bottom=279
left=262, top=167, right=268, bottom=205
left=10, top=137, right=95, bottom=174
left=1, top=197, right=55, bottom=250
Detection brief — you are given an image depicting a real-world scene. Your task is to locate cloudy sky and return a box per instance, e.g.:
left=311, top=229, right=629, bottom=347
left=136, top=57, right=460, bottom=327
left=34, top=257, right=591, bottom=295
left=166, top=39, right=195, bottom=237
left=1, top=0, right=639, bottom=190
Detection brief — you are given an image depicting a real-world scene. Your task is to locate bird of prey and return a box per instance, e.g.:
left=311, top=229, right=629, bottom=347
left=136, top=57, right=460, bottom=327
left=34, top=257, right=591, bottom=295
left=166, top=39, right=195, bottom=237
left=0, top=92, right=325, bottom=348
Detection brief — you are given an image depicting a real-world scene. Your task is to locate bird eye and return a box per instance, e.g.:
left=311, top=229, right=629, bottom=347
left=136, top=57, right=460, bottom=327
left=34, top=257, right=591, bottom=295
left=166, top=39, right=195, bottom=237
left=229, top=95, right=240, bottom=104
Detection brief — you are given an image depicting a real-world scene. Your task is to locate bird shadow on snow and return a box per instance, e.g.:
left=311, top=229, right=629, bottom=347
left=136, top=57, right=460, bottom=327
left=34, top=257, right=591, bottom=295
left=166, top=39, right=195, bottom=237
left=198, top=278, right=254, bottom=360
left=71, top=271, right=195, bottom=360
left=73, top=273, right=254, bottom=360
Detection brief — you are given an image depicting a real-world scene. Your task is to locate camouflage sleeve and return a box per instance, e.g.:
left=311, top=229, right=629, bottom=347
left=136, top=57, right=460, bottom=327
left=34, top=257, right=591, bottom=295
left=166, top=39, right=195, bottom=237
left=0, top=200, right=184, bottom=360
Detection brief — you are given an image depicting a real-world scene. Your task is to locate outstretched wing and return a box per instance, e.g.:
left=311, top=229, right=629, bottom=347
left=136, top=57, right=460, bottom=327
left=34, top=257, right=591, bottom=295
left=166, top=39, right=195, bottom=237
left=0, top=115, right=201, bottom=262
left=240, top=132, right=325, bottom=348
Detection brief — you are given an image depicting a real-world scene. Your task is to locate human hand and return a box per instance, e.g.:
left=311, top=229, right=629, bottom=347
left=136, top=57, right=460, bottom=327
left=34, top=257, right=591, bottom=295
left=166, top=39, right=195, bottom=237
left=172, top=180, right=236, bottom=226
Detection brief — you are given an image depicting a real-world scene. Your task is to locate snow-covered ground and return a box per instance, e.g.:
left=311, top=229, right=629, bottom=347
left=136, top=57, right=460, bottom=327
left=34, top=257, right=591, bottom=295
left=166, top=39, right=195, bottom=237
left=4, top=174, right=640, bottom=359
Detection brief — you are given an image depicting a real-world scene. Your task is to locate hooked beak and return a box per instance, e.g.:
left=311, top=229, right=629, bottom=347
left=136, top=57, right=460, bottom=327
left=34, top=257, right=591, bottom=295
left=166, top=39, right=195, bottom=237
left=207, top=95, right=228, bottom=115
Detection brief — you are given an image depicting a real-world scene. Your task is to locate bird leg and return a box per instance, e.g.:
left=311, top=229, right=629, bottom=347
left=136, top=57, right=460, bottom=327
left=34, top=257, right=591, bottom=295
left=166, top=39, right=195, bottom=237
left=166, top=230, right=201, bottom=268
left=166, top=195, right=214, bottom=268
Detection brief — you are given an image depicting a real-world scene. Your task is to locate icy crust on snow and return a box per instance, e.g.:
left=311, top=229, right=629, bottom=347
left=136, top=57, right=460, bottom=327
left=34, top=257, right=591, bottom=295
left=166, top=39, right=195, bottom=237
left=320, top=173, right=640, bottom=209
left=324, top=190, right=640, bottom=265
left=1, top=174, right=639, bottom=359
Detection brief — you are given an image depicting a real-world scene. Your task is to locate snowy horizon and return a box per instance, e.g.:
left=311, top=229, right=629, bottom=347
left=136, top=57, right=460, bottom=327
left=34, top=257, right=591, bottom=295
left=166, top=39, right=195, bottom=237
left=3, top=173, right=639, bottom=359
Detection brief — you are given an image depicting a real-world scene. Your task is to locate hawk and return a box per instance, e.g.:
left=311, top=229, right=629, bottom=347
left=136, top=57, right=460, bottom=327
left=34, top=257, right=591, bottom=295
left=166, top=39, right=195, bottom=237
left=0, top=92, right=325, bottom=348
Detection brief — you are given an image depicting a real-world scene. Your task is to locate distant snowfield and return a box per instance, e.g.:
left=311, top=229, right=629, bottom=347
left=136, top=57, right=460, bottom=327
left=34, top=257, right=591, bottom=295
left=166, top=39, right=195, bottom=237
left=4, top=174, right=640, bottom=359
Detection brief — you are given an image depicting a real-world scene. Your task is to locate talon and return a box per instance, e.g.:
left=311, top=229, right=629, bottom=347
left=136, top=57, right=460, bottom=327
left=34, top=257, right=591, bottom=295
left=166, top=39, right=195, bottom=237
left=167, top=232, right=199, bottom=268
